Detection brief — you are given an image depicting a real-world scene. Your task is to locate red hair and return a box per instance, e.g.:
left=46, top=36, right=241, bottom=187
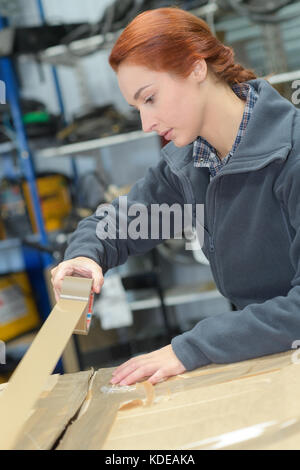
left=109, top=8, right=256, bottom=85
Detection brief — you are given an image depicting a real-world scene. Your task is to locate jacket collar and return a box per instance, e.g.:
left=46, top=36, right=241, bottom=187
left=162, top=78, right=296, bottom=174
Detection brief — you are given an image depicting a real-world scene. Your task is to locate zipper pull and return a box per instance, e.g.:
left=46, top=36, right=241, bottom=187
left=209, top=236, right=215, bottom=252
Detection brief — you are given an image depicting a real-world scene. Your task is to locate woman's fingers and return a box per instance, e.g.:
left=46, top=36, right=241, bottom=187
left=119, top=364, right=158, bottom=386
left=111, top=357, right=145, bottom=385
left=147, top=368, right=167, bottom=385
left=110, top=345, right=186, bottom=386
left=51, top=257, right=104, bottom=300
left=51, top=264, right=77, bottom=292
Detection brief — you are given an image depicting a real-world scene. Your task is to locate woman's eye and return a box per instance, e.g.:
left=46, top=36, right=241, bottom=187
left=145, top=95, right=154, bottom=104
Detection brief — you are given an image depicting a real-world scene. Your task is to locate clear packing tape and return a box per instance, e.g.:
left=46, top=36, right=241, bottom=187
left=0, top=276, right=94, bottom=450
left=2, top=346, right=300, bottom=449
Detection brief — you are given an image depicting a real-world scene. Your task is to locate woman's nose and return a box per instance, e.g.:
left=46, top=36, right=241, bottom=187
left=140, top=111, right=157, bottom=133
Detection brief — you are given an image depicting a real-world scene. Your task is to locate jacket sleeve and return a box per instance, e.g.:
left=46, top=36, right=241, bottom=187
left=172, top=158, right=300, bottom=371
left=64, top=158, right=185, bottom=273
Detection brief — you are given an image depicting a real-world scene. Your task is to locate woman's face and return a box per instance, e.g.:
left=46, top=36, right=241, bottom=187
left=117, top=62, right=209, bottom=147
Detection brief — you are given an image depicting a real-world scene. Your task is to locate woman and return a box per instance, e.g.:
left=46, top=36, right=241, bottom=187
left=51, top=8, right=300, bottom=386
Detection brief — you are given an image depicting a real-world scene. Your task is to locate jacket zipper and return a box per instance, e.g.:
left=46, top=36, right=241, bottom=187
left=280, top=203, right=293, bottom=244
left=172, top=163, right=226, bottom=295
left=205, top=175, right=228, bottom=297
left=177, top=169, right=211, bottom=239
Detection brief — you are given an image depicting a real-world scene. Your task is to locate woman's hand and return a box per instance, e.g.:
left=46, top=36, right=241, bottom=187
left=51, top=256, right=104, bottom=302
left=110, top=344, right=186, bottom=386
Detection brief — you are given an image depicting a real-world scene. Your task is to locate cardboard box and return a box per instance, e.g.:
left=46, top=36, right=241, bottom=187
left=23, top=174, right=71, bottom=233
left=6, top=349, right=300, bottom=450
left=0, top=272, right=40, bottom=342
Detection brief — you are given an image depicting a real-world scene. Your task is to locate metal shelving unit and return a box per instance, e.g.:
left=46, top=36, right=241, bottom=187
left=0, top=24, right=49, bottom=246
left=0, top=236, right=41, bottom=275
left=36, top=0, right=79, bottom=188
left=35, top=130, right=156, bottom=158
left=128, top=283, right=222, bottom=311
left=0, top=5, right=63, bottom=373
left=36, top=3, right=219, bottom=67
left=0, top=17, right=52, bottom=282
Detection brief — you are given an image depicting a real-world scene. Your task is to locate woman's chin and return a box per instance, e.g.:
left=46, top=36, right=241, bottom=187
left=173, top=137, right=194, bottom=148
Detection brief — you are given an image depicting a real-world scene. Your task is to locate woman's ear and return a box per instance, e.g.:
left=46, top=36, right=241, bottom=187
left=192, top=59, right=207, bottom=83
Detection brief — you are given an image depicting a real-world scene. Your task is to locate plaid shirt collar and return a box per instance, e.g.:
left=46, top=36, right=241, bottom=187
left=193, top=82, right=258, bottom=177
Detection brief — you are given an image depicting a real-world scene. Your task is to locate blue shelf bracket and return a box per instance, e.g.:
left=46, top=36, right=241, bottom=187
left=0, top=18, right=49, bottom=250
left=0, top=16, right=55, bottom=325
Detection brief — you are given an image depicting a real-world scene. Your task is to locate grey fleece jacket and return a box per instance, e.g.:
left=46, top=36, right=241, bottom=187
left=65, top=78, right=300, bottom=371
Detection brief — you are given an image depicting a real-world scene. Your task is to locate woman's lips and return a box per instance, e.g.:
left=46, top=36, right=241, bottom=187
left=162, top=129, right=173, bottom=140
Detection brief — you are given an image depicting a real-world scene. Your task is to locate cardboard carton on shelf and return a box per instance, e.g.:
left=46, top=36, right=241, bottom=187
left=0, top=272, right=40, bottom=342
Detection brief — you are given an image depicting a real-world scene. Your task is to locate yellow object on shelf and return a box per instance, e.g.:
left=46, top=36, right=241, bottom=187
left=0, top=272, right=40, bottom=342
left=23, top=174, right=72, bottom=233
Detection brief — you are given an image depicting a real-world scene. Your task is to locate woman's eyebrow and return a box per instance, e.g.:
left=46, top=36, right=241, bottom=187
left=134, top=84, right=153, bottom=101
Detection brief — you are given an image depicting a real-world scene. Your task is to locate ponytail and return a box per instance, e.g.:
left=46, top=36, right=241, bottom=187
left=109, top=8, right=257, bottom=85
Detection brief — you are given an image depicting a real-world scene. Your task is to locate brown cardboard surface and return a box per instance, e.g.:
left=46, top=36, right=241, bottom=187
left=54, top=350, right=300, bottom=450
left=57, top=368, right=122, bottom=450
left=0, top=276, right=93, bottom=450
left=14, top=370, right=93, bottom=450
left=100, top=351, right=300, bottom=450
